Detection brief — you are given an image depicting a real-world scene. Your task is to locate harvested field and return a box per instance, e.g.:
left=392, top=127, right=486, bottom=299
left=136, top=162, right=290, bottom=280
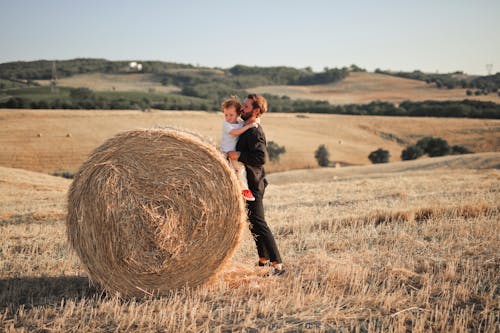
left=253, top=72, right=500, bottom=105
left=35, top=73, right=180, bottom=94
left=1, top=157, right=499, bottom=331
left=1, top=109, right=498, bottom=174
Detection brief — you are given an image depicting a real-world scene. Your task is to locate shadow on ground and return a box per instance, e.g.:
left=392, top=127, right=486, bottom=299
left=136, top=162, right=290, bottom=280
left=0, top=275, right=99, bottom=309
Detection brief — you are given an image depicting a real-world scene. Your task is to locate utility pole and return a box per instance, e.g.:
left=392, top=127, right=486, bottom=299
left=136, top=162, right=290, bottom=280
left=50, top=61, right=59, bottom=93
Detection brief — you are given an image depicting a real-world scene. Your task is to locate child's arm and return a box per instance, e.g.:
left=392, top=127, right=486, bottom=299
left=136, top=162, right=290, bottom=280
left=229, top=123, right=258, bottom=137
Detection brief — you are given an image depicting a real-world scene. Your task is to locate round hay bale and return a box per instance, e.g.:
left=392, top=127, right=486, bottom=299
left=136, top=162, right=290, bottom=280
left=67, top=128, right=246, bottom=296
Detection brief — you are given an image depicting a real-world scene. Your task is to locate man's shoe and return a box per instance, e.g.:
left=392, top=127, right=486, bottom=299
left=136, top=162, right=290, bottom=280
left=271, top=266, right=286, bottom=276
left=243, top=189, right=255, bottom=201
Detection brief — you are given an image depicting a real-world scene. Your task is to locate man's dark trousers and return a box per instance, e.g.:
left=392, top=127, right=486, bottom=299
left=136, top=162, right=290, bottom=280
left=247, top=190, right=282, bottom=263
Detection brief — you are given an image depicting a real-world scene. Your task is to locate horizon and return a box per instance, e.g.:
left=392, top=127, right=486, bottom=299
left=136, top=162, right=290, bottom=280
left=1, top=0, right=499, bottom=76
left=0, top=57, right=494, bottom=76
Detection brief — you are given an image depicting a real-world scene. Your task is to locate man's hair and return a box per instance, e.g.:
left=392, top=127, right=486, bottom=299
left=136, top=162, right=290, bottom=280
left=221, top=96, right=242, bottom=115
left=247, top=94, right=267, bottom=116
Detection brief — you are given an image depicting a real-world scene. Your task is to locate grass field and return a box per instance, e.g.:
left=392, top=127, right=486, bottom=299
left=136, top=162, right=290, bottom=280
left=253, top=72, right=500, bottom=105
left=0, top=109, right=499, bottom=175
left=1, top=154, right=499, bottom=331
left=35, top=73, right=180, bottom=94
left=25, top=71, right=500, bottom=106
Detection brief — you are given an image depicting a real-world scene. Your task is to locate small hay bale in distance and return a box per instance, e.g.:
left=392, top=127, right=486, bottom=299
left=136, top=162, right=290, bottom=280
left=67, top=129, right=246, bottom=296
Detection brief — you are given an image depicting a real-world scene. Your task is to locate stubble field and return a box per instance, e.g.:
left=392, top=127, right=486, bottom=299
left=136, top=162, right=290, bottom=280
left=253, top=72, right=500, bottom=105
left=0, top=107, right=499, bottom=331
left=0, top=153, right=499, bottom=331
left=1, top=109, right=499, bottom=174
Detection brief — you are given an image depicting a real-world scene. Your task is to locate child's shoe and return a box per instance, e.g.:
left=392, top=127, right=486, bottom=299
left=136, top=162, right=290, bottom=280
left=257, top=260, right=270, bottom=267
left=243, top=189, right=255, bottom=201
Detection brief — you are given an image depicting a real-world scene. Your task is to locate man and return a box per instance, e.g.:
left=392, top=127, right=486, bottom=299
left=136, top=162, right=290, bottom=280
left=227, top=94, right=285, bottom=275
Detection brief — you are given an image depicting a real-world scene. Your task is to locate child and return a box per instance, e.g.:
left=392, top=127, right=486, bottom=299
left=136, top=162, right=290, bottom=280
left=220, top=96, right=258, bottom=201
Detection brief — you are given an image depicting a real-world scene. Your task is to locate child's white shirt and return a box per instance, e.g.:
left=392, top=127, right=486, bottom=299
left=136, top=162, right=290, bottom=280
left=221, top=120, right=243, bottom=153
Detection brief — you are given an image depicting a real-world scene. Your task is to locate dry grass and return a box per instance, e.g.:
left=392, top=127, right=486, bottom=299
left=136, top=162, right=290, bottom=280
left=0, top=166, right=70, bottom=218
left=253, top=72, right=500, bottom=105
left=1, top=109, right=499, bottom=174
left=1, top=162, right=499, bottom=331
left=35, top=73, right=180, bottom=94
left=66, top=129, right=246, bottom=296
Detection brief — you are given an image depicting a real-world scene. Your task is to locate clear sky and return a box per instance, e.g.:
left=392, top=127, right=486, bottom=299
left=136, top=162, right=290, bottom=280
left=1, top=0, right=499, bottom=75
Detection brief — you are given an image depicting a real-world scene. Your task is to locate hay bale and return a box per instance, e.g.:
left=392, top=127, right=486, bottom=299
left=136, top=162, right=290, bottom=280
left=67, top=129, right=246, bottom=296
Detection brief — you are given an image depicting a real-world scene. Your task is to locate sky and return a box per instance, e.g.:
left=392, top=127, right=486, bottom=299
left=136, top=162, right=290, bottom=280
left=1, top=0, right=499, bottom=75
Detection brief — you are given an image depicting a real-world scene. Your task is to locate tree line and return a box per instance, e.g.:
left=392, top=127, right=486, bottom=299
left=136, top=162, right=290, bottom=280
left=0, top=59, right=349, bottom=88
left=375, top=69, right=500, bottom=94
left=1, top=88, right=499, bottom=119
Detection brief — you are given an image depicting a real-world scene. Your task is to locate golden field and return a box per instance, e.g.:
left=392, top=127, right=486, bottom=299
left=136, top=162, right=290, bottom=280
left=254, top=72, right=500, bottom=105
left=0, top=106, right=499, bottom=331
left=1, top=109, right=499, bottom=174
left=0, top=152, right=499, bottom=331
left=36, top=73, right=181, bottom=94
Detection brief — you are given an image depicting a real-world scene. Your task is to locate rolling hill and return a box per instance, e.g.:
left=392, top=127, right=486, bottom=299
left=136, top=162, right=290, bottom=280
left=29, top=71, right=500, bottom=105
left=253, top=72, right=500, bottom=105
left=268, top=152, right=500, bottom=185
left=0, top=109, right=498, bottom=174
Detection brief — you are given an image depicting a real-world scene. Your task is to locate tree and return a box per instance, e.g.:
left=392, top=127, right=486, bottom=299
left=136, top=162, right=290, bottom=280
left=425, top=137, right=450, bottom=157
left=415, top=137, right=451, bottom=157
left=401, top=145, right=424, bottom=161
left=368, top=148, right=390, bottom=164
left=415, top=137, right=434, bottom=153
left=314, top=144, right=330, bottom=167
left=266, top=141, right=286, bottom=162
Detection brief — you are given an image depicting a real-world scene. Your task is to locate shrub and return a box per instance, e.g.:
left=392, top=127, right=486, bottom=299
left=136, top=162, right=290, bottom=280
left=266, top=141, right=286, bottom=162
left=413, top=136, right=452, bottom=157
left=368, top=148, right=390, bottom=164
left=314, top=144, right=330, bottom=167
left=425, top=137, right=451, bottom=157
left=415, top=137, right=433, bottom=152
left=401, top=145, right=424, bottom=161
left=69, top=87, right=95, bottom=101
left=450, top=145, right=473, bottom=155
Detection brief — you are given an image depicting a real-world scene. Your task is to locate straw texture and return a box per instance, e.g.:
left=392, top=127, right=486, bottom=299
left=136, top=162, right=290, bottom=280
left=67, top=129, right=246, bottom=296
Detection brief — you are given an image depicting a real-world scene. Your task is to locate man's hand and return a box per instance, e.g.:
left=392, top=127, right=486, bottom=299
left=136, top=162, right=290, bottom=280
left=227, top=151, right=241, bottom=160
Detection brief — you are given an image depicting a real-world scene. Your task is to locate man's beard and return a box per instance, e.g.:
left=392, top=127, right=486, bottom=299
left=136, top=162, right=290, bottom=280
left=240, top=111, right=251, bottom=121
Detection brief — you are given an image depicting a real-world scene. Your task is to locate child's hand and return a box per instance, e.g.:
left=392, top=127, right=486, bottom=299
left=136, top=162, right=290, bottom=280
left=251, top=122, right=259, bottom=128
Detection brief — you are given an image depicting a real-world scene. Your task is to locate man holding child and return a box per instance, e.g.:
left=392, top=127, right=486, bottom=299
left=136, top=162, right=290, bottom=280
left=227, top=94, right=285, bottom=275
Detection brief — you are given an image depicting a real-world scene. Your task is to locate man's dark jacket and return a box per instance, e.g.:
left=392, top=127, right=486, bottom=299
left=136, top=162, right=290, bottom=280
left=236, top=125, right=268, bottom=193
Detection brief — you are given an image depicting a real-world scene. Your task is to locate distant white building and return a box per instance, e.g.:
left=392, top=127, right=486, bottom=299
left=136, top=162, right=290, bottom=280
left=129, top=62, right=143, bottom=72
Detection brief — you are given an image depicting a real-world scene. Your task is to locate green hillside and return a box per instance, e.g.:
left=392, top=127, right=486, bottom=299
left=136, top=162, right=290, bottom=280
left=1, top=59, right=499, bottom=118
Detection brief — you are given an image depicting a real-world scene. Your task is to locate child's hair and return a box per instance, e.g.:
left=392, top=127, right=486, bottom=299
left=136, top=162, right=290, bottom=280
left=221, top=96, right=242, bottom=115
